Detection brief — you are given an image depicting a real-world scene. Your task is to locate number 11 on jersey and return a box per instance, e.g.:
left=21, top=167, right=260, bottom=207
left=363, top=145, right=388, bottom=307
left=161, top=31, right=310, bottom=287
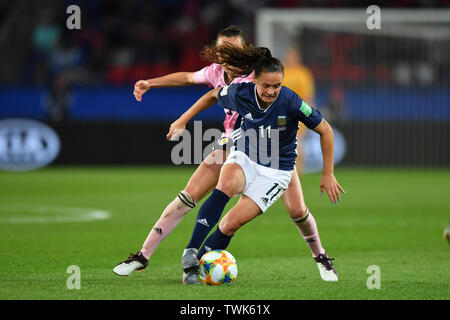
left=259, top=125, right=271, bottom=139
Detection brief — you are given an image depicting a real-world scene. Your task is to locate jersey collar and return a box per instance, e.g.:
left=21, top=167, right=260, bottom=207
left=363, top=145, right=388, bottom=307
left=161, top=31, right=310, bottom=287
left=254, top=85, right=277, bottom=112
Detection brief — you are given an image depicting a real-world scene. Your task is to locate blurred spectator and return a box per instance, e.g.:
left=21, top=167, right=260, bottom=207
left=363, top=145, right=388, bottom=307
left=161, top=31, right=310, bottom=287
left=42, top=74, right=72, bottom=123
left=321, top=84, right=347, bottom=122
left=49, top=35, right=86, bottom=83
left=31, top=8, right=62, bottom=84
left=32, top=9, right=61, bottom=54
left=282, top=47, right=316, bottom=174
left=283, top=47, right=315, bottom=104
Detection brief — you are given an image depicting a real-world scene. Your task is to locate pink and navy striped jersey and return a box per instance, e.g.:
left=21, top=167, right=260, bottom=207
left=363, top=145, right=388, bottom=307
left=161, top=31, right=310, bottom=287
left=193, top=63, right=254, bottom=138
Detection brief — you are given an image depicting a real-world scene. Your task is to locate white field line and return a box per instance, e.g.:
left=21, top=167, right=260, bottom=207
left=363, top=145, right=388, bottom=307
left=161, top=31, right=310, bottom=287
left=0, top=204, right=111, bottom=224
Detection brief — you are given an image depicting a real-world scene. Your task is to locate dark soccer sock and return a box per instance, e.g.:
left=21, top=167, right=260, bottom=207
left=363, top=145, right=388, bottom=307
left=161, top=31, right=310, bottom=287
left=197, top=227, right=234, bottom=260
left=186, top=189, right=230, bottom=250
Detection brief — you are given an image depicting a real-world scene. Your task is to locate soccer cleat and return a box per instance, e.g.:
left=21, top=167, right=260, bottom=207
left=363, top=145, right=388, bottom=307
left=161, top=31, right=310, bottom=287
left=182, top=263, right=207, bottom=285
left=113, top=251, right=148, bottom=276
left=314, top=253, right=338, bottom=282
left=182, top=270, right=200, bottom=285
left=182, top=248, right=200, bottom=272
left=181, top=248, right=201, bottom=284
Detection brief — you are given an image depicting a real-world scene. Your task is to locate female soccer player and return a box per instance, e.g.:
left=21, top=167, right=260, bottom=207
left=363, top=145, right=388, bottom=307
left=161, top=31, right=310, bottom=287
left=114, top=26, right=340, bottom=283
left=167, top=46, right=345, bottom=281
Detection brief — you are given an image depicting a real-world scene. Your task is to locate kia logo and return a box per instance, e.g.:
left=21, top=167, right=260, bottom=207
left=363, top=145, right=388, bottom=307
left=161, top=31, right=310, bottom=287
left=0, top=119, right=61, bottom=171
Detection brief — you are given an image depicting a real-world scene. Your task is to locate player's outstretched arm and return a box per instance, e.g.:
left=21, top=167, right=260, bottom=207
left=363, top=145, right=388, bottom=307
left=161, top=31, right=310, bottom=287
left=313, top=119, right=345, bottom=204
left=133, top=72, right=196, bottom=102
left=166, top=87, right=221, bottom=141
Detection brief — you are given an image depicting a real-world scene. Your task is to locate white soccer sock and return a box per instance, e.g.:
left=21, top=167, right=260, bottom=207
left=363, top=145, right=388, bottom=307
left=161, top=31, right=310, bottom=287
left=140, top=191, right=195, bottom=259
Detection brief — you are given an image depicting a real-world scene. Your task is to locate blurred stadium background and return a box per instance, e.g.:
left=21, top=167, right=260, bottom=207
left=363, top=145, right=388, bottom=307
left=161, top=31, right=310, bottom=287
left=0, top=0, right=449, bottom=169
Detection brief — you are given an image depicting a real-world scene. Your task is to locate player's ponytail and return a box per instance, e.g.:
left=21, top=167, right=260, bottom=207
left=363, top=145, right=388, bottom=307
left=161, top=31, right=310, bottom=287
left=253, top=47, right=284, bottom=78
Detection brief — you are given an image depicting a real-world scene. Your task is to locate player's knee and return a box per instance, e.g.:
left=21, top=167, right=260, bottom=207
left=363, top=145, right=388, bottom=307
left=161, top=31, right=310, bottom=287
left=287, top=204, right=308, bottom=220
left=183, top=186, right=203, bottom=204
left=218, top=219, right=239, bottom=236
left=216, top=180, right=238, bottom=198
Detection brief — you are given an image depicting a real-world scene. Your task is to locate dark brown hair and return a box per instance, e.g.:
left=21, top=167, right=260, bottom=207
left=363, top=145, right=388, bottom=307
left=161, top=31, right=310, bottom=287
left=215, top=25, right=246, bottom=44
left=202, top=44, right=284, bottom=78
left=200, top=25, right=248, bottom=63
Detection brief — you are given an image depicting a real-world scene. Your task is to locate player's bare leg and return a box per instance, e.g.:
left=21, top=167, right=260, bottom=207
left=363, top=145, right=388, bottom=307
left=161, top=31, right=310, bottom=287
left=281, top=167, right=338, bottom=281
left=114, top=150, right=227, bottom=277
left=219, top=195, right=262, bottom=235
left=143, top=150, right=226, bottom=258
left=184, top=149, right=227, bottom=203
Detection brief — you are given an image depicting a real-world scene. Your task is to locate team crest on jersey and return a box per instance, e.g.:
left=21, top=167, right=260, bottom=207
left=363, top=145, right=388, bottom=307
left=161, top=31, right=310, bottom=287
left=277, top=115, right=287, bottom=131
left=277, top=115, right=287, bottom=126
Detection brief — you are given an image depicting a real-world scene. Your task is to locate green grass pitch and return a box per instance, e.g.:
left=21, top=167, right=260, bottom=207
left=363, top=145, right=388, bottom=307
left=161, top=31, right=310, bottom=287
left=0, top=167, right=448, bottom=300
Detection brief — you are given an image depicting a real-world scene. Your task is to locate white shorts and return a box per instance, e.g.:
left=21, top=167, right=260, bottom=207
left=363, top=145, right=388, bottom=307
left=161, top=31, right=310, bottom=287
left=224, top=149, right=293, bottom=213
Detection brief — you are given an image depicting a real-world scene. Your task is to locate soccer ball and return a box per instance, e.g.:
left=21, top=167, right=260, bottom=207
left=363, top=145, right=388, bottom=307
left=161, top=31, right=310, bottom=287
left=444, top=224, right=450, bottom=244
left=198, top=250, right=238, bottom=285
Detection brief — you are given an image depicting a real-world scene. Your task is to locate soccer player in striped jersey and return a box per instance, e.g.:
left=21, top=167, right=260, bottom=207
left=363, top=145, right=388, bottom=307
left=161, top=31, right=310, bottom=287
left=114, top=26, right=340, bottom=283
left=167, top=46, right=344, bottom=281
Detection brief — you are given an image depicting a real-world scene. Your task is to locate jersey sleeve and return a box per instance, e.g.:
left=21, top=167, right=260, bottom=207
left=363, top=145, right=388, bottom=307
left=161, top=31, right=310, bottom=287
left=288, top=89, right=322, bottom=129
left=217, top=83, right=241, bottom=111
left=192, top=67, right=210, bottom=86
left=193, top=64, right=216, bottom=87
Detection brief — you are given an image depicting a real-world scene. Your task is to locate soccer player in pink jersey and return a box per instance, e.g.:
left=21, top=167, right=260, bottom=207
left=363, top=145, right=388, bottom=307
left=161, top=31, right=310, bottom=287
left=114, top=26, right=338, bottom=283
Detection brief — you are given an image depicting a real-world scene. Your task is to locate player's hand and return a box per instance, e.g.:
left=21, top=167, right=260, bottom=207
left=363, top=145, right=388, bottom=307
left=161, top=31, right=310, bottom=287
left=133, top=80, right=150, bottom=102
left=167, top=119, right=187, bottom=141
left=319, top=172, right=345, bottom=204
